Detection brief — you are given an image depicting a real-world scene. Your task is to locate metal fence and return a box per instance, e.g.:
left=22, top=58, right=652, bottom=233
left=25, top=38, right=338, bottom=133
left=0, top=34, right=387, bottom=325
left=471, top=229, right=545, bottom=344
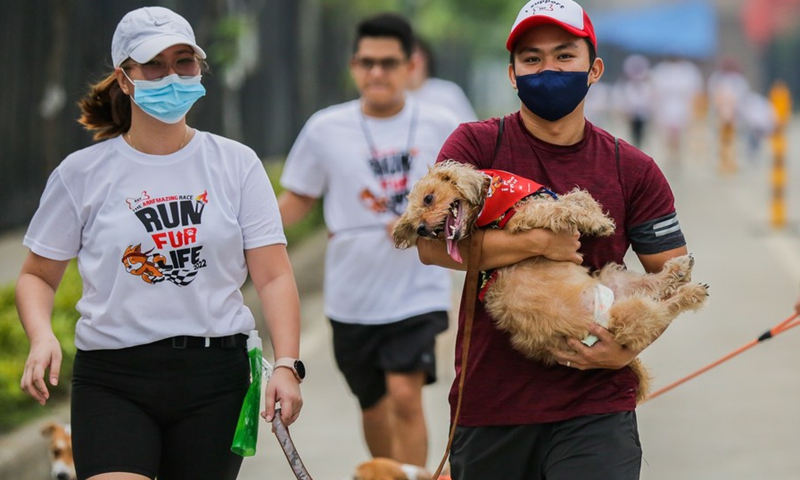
left=0, top=0, right=362, bottom=230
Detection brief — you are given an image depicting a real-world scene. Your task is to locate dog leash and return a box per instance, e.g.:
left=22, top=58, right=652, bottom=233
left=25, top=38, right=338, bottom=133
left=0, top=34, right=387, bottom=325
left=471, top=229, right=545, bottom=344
left=262, top=359, right=314, bottom=479
left=644, top=313, right=800, bottom=403
left=432, top=229, right=485, bottom=479
left=271, top=408, right=313, bottom=479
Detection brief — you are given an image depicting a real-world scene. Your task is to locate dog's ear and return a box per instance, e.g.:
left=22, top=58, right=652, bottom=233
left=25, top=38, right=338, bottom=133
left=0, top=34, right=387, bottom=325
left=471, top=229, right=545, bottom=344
left=392, top=216, right=417, bottom=249
left=41, top=422, right=57, bottom=437
left=453, top=167, right=489, bottom=208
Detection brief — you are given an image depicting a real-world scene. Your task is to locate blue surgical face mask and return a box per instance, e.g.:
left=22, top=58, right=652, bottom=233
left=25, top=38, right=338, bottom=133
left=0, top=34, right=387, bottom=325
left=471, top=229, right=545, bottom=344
left=123, top=71, right=206, bottom=124
left=515, top=70, right=590, bottom=122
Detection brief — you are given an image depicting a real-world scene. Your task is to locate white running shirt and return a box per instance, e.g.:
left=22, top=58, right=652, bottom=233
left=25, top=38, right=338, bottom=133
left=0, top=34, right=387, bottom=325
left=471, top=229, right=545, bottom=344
left=25, top=132, right=286, bottom=350
left=282, top=98, right=459, bottom=324
left=408, top=77, right=478, bottom=123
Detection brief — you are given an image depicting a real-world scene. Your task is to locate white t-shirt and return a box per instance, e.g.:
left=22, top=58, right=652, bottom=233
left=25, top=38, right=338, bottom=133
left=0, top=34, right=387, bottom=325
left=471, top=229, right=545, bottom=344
left=24, top=131, right=286, bottom=350
left=651, top=60, right=704, bottom=129
left=616, top=76, right=654, bottom=119
left=408, top=78, right=478, bottom=123
left=281, top=98, right=458, bottom=324
left=707, top=70, right=750, bottom=123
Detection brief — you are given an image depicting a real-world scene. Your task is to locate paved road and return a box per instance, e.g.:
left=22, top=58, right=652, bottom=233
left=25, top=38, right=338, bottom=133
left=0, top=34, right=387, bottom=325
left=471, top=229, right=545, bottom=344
left=240, top=121, right=800, bottom=480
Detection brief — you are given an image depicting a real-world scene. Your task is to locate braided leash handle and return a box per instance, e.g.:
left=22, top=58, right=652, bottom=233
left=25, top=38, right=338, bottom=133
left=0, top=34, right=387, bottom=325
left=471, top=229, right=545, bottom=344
left=272, top=408, right=313, bottom=480
left=262, top=358, right=313, bottom=479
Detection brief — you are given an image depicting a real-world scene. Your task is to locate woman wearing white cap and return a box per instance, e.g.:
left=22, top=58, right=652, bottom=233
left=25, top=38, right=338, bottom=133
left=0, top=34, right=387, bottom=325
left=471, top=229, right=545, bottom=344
left=16, top=6, right=303, bottom=479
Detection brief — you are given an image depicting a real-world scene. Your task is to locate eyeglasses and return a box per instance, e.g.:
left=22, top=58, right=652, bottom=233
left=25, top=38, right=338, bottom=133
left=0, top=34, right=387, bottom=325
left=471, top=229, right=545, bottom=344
left=352, top=56, right=406, bottom=72
left=123, top=55, right=201, bottom=81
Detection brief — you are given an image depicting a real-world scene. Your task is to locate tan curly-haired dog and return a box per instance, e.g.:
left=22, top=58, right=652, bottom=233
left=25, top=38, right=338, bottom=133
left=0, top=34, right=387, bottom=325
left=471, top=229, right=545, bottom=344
left=353, top=457, right=441, bottom=480
left=393, top=160, right=708, bottom=402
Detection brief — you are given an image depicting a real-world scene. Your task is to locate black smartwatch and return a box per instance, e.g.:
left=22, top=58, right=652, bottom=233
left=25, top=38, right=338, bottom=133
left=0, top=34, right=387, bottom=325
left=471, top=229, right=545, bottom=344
left=274, top=358, right=306, bottom=383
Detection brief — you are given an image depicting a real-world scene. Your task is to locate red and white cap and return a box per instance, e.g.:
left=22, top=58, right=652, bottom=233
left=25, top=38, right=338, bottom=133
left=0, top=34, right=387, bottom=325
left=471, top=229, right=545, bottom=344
left=506, top=0, right=596, bottom=52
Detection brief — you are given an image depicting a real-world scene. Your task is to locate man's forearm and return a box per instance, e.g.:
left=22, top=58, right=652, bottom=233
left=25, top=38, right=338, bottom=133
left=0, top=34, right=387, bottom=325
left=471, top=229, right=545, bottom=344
left=417, top=229, right=555, bottom=271
left=277, top=191, right=317, bottom=227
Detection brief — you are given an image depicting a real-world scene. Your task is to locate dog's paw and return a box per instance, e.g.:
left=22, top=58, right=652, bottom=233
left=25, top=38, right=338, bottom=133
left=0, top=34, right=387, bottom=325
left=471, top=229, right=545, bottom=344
left=662, top=254, right=695, bottom=285
left=671, top=282, right=709, bottom=311
left=561, top=189, right=615, bottom=236
left=391, top=217, right=419, bottom=249
left=587, top=217, right=616, bottom=237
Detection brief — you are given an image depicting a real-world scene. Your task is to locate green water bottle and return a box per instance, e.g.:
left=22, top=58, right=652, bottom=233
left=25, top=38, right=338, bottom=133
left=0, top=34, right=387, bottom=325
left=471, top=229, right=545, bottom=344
left=231, top=330, right=263, bottom=457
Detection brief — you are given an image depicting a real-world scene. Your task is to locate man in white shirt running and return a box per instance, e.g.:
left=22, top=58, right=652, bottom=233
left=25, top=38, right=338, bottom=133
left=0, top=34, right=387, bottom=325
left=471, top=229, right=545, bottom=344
left=278, top=13, right=460, bottom=469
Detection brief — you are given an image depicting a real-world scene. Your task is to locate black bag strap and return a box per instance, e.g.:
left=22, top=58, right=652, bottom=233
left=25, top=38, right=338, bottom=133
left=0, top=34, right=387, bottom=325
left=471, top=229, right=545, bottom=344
left=615, top=137, right=624, bottom=193
left=614, top=136, right=629, bottom=217
left=492, top=115, right=505, bottom=165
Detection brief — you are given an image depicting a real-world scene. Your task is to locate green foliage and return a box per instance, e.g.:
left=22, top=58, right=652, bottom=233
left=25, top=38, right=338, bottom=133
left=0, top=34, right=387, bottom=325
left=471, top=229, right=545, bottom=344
left=264, top=159, right=325, bottom=247
left=0, top=261, right=81, bottom=432
left=317, top=0, right=518, bottom=51
left=209, top=15, right=249, bottom=68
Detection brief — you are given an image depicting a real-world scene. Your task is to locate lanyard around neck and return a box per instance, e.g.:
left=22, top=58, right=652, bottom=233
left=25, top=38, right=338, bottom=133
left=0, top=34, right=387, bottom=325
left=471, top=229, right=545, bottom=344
left=358, top=102, right=418, bottom=158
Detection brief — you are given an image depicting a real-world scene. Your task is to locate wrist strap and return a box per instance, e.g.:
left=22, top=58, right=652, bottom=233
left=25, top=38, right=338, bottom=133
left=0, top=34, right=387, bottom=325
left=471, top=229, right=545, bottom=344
left=274, top=358, right=302, bottom=383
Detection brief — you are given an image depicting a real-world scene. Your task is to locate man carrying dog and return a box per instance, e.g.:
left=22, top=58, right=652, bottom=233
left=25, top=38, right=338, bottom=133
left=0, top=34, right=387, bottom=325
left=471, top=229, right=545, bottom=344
left=416, top=1, right=690, bottom=478
left=278, top=13, right=460, bottom=469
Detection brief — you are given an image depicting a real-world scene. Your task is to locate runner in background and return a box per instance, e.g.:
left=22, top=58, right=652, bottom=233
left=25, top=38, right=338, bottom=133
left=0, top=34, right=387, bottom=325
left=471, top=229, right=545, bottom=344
left=407, top=36, right=478, bottom=123
left=651, top=56, right=705, bottom=163
left=277, top=13, right=460, bottom=469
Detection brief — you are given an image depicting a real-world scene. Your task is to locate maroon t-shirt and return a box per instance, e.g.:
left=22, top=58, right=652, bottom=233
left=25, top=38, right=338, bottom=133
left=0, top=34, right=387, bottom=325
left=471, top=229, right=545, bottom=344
left=437, top=113, right=686, bottom=426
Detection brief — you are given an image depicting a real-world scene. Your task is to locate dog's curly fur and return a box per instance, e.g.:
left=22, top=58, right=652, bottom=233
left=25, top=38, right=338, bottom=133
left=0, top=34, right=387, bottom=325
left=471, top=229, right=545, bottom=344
left=393, top=161, right=709, bottom=402
left=354, top=457, right=438, bottom=480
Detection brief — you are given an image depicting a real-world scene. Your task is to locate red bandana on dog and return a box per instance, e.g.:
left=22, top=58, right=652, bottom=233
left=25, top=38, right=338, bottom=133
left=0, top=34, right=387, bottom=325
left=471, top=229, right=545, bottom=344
left=476, top=169, right=553, bottom=228
left=476, top=169, right=556, bottom=301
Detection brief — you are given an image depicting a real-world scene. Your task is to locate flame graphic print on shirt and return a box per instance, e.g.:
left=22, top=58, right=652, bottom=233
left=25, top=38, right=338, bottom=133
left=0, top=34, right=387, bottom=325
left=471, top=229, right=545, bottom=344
left=361, top=150, right=415, bottom=216
left=122, top=190, right=208, bottom=286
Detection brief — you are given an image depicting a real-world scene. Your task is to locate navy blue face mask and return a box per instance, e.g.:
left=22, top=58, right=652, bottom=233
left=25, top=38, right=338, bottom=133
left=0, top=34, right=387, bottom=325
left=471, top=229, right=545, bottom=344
left=515, top=70, right=591, bottom=122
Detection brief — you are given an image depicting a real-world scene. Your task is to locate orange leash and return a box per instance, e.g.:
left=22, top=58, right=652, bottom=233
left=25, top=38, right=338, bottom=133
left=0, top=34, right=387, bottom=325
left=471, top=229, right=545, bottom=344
left=644, top=313, right=800, bottom=403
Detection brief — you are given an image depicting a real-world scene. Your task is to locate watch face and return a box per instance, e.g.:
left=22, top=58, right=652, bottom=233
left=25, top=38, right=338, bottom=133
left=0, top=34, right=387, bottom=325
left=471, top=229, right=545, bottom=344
left=294, top=360, right=306, bottom=379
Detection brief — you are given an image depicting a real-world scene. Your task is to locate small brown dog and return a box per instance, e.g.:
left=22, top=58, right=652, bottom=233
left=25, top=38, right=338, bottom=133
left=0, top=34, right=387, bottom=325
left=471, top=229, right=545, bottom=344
left=41, top=422, right=76, bottom=480
left=354, top=457, right=448, bottom=480
left=393, top=161, right=708, bottom=401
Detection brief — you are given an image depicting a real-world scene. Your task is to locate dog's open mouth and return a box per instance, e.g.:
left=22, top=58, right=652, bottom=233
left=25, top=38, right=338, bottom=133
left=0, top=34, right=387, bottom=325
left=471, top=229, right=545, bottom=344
left=445, top=200, right=465, bottom=263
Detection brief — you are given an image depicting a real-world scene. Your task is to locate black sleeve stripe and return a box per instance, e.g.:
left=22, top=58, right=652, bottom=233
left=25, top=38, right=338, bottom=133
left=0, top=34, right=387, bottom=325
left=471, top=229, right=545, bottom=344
left=629, top=212, right=686, bottom=254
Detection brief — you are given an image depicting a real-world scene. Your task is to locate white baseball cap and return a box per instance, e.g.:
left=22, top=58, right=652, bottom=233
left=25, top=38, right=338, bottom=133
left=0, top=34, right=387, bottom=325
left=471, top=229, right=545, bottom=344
left=506, top=0, right=596, bottom=52
left=111, top=6, right=207, bottom=67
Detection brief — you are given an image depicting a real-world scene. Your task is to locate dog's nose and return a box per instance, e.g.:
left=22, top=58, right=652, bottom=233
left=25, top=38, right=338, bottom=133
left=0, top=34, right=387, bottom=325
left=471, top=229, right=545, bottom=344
left=56, top=473, right=70, bottom=480
left=417, top=224, right=429, bottom=237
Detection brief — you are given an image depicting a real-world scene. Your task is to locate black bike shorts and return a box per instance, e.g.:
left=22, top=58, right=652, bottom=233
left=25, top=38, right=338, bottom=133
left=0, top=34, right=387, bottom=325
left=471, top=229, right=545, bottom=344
left=71, top=339, right=250, bottom=480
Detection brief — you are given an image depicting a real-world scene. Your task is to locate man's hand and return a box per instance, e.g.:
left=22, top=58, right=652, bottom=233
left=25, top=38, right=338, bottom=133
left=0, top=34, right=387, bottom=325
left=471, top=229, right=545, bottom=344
left=535, top=228, right=583, bottom=264
left=552, top=324, right=639, bottom=370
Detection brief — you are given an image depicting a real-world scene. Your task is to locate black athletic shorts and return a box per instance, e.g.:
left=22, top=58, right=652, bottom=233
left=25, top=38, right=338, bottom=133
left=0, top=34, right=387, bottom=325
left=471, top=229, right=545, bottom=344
left=70, top=338, right=250, bottom=480
left=330, top=310, right=448, bottom=409
left=450, top=411, right=642, bottom=480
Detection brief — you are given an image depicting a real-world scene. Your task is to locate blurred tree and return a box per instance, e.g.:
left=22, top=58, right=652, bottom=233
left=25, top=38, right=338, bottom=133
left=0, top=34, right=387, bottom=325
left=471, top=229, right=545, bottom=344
left=317, top=0, right=518, bottom=53
left=40, top=0, right=73, bottom=174
left=208, top=0, right=267, bottom=141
